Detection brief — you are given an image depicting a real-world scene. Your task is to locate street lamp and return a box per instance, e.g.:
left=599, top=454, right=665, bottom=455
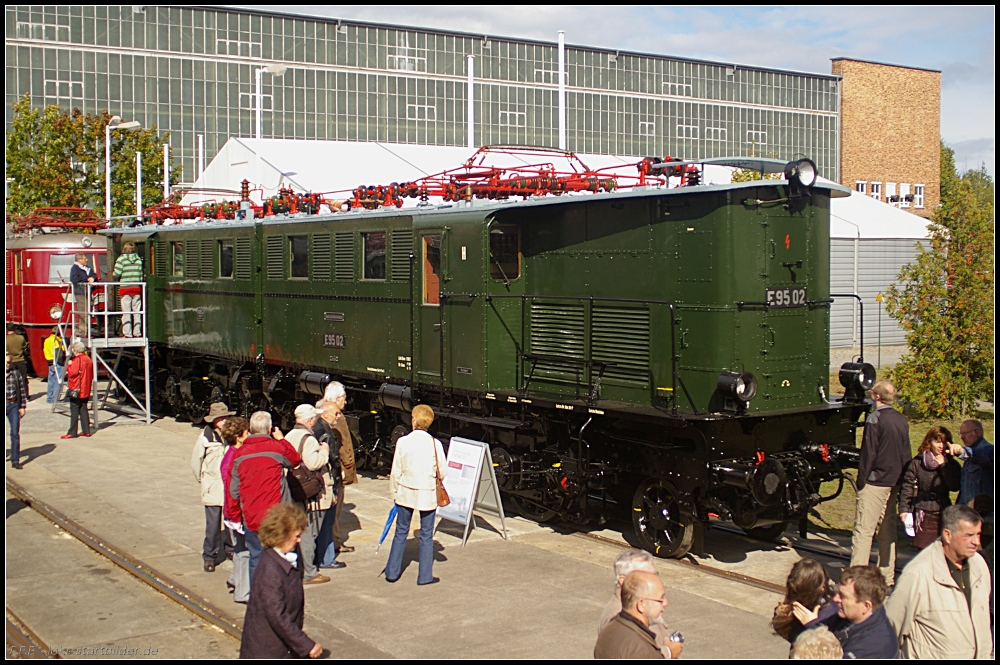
left=255, top=64, right=287, bottom=139
left=105, top=115, right=141, bottom=220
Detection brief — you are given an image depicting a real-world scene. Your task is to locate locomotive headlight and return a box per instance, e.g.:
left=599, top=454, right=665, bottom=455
left=49, top=305, right=63, bottom=320
left=81, top=237, right=93, bottom=247
left=783, top=158, right=817, bottom=189
left=718, top=371, right=758, bottom=402
left=839, top=362, right=876, bottom=400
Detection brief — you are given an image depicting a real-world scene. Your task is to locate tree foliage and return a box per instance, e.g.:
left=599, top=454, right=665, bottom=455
left=886, top=142, right=995, bottom=417
left=730, top=143, right=782, bottom=182
left=5, top=94, right=181, bottom=219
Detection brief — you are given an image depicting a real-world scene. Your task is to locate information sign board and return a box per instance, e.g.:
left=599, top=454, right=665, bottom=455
left=435, top=437, right=508, bottom=547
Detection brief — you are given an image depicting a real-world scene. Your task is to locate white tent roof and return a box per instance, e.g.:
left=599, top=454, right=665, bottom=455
left=827, top=184, right=931, bottom=239
left=183, top=138, right=930, bottom=240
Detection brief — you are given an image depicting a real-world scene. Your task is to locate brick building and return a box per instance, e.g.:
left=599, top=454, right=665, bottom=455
left=833, top=58, right=941, bottom=219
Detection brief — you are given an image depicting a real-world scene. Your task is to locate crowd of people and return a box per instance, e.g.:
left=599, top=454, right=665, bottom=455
left=188, top=383, right=449, bottom=658
left=769, top=502, right=992, bottom=659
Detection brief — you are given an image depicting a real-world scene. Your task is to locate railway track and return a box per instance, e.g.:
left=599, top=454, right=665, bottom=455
left=565, top=527, right=786, bottom=594
left=560, top=516, right=902, bottom=594
left=710, top=523, right=905, bottom=575
left=6, top=608, right=58, bottom=660
left=5, top=479, right=243, bottom=645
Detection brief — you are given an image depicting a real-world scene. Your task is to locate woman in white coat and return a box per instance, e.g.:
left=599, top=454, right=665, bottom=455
left=384, top=404, right=446, bottom=585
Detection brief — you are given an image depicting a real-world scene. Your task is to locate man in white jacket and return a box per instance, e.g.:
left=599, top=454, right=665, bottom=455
left=285, top=404, right=335, bottom=584
left=191, top=402, right=233, bottom=572
left=885, top=504, right=993, bottom=659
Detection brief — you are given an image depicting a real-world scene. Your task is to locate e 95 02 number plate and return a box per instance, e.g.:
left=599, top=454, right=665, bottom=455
left=766, top=287, right=807, bottom=308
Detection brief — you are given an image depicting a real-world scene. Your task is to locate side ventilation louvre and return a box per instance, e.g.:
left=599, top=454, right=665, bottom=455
left=154, top=241, right=168, bottom=276
left=234, top=237, right=252, bottom=280
left=312, top=233, right=332, bottom=281
left=390, top=229, right=412, bottom=282
left=200, top=239, right=214, bottom=279
left=334, top=232, right=353, bottom=281
left=266, top=236, right=284, bottom=280
left=529, top=302, right=586, bottom=385
left=592, top=306, right=650, bottom=387
left=187, top=239, right=201, bottom=278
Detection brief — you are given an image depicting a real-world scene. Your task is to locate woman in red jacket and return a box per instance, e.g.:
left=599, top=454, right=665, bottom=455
left=62, top=341, right=94, bottom=438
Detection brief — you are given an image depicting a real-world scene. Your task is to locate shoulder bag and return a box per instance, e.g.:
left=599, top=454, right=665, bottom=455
left=433, top=438, right=451, bottom=507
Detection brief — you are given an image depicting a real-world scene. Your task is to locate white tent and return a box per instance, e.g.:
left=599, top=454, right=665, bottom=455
left=828, top=189, right=931, bottom=349
left=185, top=139, right=931, bottom=350
left=180, top=138, right=643, bottom=207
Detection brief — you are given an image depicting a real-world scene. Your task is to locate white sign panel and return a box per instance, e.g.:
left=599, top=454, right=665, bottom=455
left=437, top=438, right=484, bottom=524
left=435, top=437, right=508, bottom=547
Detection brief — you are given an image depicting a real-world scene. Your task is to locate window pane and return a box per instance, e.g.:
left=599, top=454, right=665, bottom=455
left=48, top=254, right=77, bottom=283
left=362, top=231, right=386, bottom=280
left=290, top=235, right=308, bottom=278
left=219, top=239, right=234, bottom=277
left=423, top=234, right=441, bottom=305
left=489, top=224, right=520, bottom=281
left=172, top=241, right=184, bottom=276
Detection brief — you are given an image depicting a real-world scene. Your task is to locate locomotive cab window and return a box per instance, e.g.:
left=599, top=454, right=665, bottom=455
left=172, top=242, right=185, bottom=276
left=489, top=224, right=521, bottom=281
left=423, top=234, right=441, bottom=305
left=219, top=239, right=234, bottom=278
left=289, top=235, right=308, bottom=279
left=362, top=231, right=386, bottom=280
left=48, top=254, right=77, bottom=283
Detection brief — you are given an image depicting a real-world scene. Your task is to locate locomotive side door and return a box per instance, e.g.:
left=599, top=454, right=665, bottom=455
left=414, top=230, right=445, bottom=381
left=759, top=213, right=812, bottom=405
left=484, top=219, right=524, bottom=392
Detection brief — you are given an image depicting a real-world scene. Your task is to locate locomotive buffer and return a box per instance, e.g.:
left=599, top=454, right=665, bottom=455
left=51, top=281, right=152, bottom=427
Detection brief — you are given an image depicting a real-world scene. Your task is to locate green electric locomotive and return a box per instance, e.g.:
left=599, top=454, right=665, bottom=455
left=107, top=154, right=873, bottom=558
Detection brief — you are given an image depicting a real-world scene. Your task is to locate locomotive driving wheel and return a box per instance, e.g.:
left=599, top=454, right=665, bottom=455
left=632, top=479, right=695, bottom=558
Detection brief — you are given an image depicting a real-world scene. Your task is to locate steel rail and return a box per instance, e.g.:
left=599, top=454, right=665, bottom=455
left=5, top=479, right=242, bottom=642
left=709, top=523, right=905, bottom=574
left=6, top=608, right=59, bottom=659
left=553, top=525, right=785, bottom=595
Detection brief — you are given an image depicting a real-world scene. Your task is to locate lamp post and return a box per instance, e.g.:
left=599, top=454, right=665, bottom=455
left=104, top=115, right=141, bottom=220
left=255, top=64, right=288, bottom=139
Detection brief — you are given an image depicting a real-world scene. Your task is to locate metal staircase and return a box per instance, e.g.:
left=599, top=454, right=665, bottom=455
left=51, top=281, right=151, bottom=426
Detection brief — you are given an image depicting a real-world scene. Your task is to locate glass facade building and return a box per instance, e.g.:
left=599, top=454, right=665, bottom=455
left=6, top=6, right=841, bottom=185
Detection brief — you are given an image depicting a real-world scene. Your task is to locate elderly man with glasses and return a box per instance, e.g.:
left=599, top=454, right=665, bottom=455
left=595, top=570, right=674, bottom=659
left=598, top=550, right=681, bottom=658
left=950, top=420, right=994, bottom=506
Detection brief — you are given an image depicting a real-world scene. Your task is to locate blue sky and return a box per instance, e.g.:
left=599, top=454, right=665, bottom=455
left=251, top=5, right=995, bottom=177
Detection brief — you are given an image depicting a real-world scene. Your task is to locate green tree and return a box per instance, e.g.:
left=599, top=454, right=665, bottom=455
left=886, top=142, right=995, bottom=417
left=5, top=94, right=180, bottom=220
left=730, top=143, right=782, bottom=182
left=6, top=95, right=90, bottom=212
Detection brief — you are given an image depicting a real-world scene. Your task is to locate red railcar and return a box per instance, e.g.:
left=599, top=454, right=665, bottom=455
left=5, top=231, right=108, bottom=376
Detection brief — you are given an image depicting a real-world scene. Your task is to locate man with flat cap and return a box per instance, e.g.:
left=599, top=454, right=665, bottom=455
left=192, top=401, right=234, bottom=572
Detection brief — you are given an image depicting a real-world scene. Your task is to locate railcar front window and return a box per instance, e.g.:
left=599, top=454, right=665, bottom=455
left=172, top=242, right=185, bottom=276
left=362, top=231, right=387, bottom=280
left=489, top=224, right=521, bottom=281
left=219, top=239, right=234, bottom=278
left=48, top=254, right=76, bottom=283
left=423, top=235, right=441, bottom=305
left=290, top=235, right=308, bottom=279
